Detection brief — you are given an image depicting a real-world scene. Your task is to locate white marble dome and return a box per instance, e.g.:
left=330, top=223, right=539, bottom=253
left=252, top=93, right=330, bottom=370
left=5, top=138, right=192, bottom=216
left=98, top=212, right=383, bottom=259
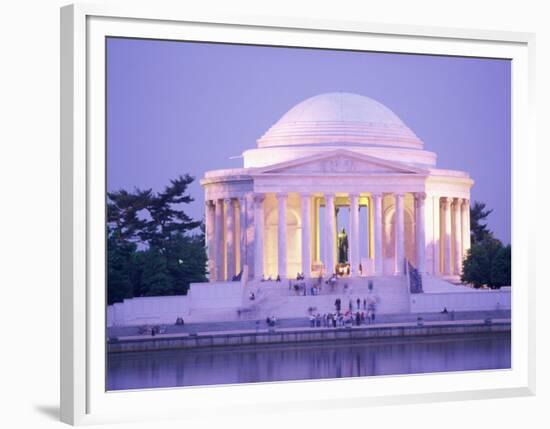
left=243, top=92, right=434, bottom=168
left=257, top=92, right=423, bottom=150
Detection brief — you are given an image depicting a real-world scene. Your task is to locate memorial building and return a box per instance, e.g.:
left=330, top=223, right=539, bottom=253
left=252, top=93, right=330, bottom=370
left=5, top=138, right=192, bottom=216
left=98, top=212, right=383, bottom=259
left=107, top=93, right=512, bottom=327
left=201, top=92, right=473, bottom=282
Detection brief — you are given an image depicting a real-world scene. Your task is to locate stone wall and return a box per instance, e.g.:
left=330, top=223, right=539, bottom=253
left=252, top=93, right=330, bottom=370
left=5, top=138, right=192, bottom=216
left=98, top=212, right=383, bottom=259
left=410, top=288, right=511, bottom=313
left=107, top=281, right=245, bottom=327
left=107, top=295, right=190, bottom=327
left=108, top=321, right=511, bottom=353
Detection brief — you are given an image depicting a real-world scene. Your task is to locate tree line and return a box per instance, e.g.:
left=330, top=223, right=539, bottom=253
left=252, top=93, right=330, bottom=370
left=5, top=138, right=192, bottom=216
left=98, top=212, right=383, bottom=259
left=461, top=201, right=511, bottom=288
left=107, top=175, right=207, bottom=305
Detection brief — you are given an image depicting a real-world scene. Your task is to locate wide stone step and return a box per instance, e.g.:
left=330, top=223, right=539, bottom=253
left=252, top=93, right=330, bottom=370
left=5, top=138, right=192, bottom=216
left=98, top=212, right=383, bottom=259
left=223, top=276, right=413, bottom=321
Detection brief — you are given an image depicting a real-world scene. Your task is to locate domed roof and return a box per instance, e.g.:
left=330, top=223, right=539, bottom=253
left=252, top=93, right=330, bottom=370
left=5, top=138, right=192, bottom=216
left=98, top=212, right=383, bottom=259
left=257, top=92, right=423, bottom=149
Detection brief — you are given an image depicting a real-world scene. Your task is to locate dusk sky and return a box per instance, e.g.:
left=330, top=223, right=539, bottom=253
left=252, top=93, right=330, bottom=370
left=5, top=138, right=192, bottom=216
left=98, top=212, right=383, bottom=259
left=107, top=37, right=511, bottom=244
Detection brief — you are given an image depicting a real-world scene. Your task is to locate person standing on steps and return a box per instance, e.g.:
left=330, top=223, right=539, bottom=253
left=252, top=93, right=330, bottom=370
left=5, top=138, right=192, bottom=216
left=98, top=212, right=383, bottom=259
left=370, top=303, right=377, bottom=323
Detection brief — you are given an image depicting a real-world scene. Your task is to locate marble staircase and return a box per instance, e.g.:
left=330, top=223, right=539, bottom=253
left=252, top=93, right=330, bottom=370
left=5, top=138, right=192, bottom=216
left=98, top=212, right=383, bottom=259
left=238, top=275, right=410, bottom=320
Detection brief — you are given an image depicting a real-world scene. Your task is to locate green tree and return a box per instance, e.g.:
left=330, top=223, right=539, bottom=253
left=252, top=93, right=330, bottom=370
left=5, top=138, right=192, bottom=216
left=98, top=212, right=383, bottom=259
left=107, top=189, right=150, bottom=303
left=107, top=188, right=151, bottom=242
left=491, top=245, right=511, bottom=287
left=470, top=201, right=494, bottom=244
left=107, top=175, right=207, bottom=299
left=165, top=232, right=208, bottom=295
left=107, top=233, right=137, bottom=304
left=482, top=236, right=503, bottom=263
left=461, top=237, right=510, bottom=288
left=144, top=175, right=202, bottom=250
left=461, top=243, right=492, bottom=288
left=140, top=248, right=172, bottom=296
left=461, top=201, right=511, bottom=288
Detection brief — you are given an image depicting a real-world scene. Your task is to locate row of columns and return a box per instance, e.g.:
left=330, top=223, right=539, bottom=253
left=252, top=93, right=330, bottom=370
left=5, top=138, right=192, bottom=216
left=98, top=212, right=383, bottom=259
left=206, top=195, right=256, bottom=281
left=440, top=197, right=470, bottom=276
left=206, top=192, right=467, bottom=281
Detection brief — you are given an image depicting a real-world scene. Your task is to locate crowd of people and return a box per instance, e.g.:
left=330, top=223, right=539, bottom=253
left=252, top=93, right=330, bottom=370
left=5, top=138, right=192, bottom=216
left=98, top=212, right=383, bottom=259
left=308, top=296, right=378, bottom=328
left=289, top=272, right=351, bottom=296
left=258, top=271, right=363, bottom=297
left=253, top=271, right=380, bottom=330
left=308, top=308, right=376, bottom=328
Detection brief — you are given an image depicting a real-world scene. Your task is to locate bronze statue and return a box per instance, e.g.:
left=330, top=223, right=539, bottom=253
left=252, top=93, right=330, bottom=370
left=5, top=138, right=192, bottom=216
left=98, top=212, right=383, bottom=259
left=337, top=228, right=349, bottom=264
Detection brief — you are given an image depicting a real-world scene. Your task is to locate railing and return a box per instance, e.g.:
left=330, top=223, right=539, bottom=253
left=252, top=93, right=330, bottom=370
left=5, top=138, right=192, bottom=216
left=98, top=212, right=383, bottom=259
left=407, top=260, right=423, bottom=294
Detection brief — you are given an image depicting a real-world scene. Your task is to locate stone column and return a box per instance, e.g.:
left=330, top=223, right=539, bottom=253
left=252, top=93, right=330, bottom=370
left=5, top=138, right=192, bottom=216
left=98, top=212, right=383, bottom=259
left=313, top=197, right=320, bottom=263
left=325, top=193, right=336, bottom=275
left=245, top=193, right=255, bottom=279
left=300, top=193, right=312, bottom=277
left=277, top=193, right=288, bottom=278
left=453, top=198, right=463, bottom=275
left=415, top=193, right=426, bottom=274
left=239, top=197, right=247, bottom=274
left=461, top=198, right=471, bottom=258
left=253, top=194, right=265, bottom=280
left=432, top=196, right=440, bottom=276
left=441, top=197, right=452, bottom=275
left=214, top=199, right=224, bottom=281
left=205, top=200, right=216, bottom=281
left=394, top=193, right=405, bottom=275
left=349, top=193, right=360, bottom=276
left=225, top=198, right=236, bottom=280
left=372, top=193, right=383, bottom=275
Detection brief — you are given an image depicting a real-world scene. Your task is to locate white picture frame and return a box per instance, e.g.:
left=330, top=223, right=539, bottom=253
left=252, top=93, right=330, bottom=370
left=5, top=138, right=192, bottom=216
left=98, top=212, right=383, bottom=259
left=60, top=3, right=536, bottom=425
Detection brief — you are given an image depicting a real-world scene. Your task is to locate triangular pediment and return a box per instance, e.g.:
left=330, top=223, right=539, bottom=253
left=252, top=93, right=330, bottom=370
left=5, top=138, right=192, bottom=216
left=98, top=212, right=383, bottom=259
left=253, top=150, right=427, bottom=176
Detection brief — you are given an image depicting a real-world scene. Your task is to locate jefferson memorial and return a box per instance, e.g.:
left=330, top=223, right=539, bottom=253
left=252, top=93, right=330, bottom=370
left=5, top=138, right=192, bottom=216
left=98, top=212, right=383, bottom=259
left=202, top=92, right=473, bottom=282
left=108, top=92, right=511, bottom=326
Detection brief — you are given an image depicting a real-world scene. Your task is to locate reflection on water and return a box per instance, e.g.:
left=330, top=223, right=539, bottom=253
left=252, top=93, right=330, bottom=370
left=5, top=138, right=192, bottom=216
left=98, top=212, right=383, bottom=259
left=107, top=333, right=511, bottom=391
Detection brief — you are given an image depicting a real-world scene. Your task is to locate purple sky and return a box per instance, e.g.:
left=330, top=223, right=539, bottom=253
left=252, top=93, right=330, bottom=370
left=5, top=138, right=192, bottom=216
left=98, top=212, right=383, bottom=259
left=107, top=38, right=511, bottom=244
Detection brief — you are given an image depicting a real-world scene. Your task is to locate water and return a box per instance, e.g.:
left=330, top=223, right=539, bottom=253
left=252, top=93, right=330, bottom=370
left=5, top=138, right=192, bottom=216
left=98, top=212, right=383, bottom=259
left=107, top=333, right=511, bottom=391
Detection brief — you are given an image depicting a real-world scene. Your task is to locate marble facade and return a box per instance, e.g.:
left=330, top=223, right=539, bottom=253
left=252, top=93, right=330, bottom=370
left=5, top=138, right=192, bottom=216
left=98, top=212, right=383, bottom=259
left=201, top=93, right=473, bottom=281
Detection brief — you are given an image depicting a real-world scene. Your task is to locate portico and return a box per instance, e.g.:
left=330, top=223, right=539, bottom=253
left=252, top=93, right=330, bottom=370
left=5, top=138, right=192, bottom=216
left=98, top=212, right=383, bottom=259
left=204, top=190, right=470, bottom=280
left=201, top=92, right=473, bottom=282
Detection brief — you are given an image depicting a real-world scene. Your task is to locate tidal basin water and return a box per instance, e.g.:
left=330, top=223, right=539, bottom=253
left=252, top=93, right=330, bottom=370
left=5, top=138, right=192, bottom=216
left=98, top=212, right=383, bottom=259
left=107, top=333, right=511, bottom=391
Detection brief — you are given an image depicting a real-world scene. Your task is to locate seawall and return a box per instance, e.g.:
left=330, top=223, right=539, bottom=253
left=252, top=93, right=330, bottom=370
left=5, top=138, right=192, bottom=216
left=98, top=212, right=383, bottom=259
left=108, top=319, right=510, bottom=353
